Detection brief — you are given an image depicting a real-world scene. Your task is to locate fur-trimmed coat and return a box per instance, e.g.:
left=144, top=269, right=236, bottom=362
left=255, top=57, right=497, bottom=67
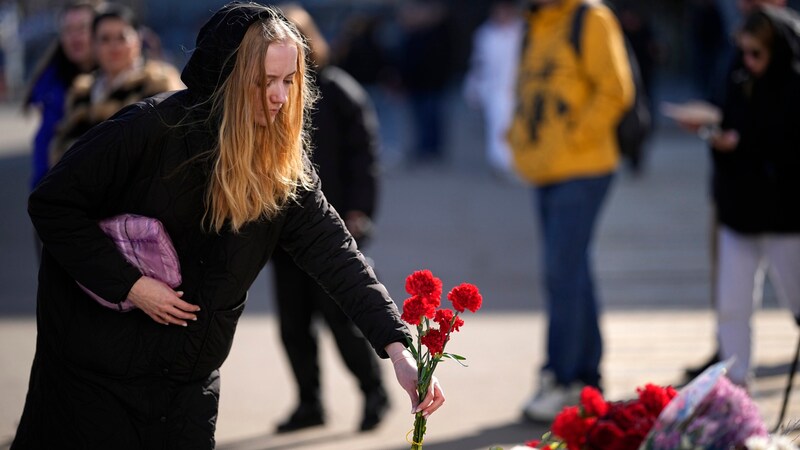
left=50, top=59, right=184, bottom=166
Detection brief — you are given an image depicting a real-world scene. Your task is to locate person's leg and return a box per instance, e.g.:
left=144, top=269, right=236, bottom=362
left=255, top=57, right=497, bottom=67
left=540, top=175, right=612, bottom=387
left=315, top=283, right=388, bottom=431
left=763, top=233, right=800, bottom=322
left=576, top=255, right=603, bottom=388
left=271, top=249, right=324, bottom=431
left=685, top=211, right=721, bottom=380
left=524, top=174, right=612, bottom=421
left=716, top=226, right=761, bottom=387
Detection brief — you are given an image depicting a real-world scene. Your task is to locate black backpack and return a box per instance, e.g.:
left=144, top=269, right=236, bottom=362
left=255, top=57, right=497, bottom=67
left=570, top=3, right=651, bottom=164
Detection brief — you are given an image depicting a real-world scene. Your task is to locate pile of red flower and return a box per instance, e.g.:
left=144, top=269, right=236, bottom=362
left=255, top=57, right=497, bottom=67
left=527, top=384, right=678, bottom=450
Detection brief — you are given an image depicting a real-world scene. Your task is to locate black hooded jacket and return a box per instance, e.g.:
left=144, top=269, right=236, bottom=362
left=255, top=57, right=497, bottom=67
left=713, top=5, right=800, bottom=234
left=14, top=3, right=407, bottom=448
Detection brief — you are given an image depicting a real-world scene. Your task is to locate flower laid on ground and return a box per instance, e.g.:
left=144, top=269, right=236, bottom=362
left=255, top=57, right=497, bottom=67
left=508, top=361, right=786, bottom=450
left=641, top=375, right=768, bottom=449
left=523, top=383, right=677, bottom=450
left=400, top=269, right=482, bottom=450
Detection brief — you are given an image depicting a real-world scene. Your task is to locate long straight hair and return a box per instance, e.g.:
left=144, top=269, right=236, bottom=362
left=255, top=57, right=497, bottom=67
left=205, top=16, right=316, bottom=233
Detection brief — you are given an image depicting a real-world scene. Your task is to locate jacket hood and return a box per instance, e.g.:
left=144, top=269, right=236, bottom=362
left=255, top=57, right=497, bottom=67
left=181, top=2, right=286, bottom=98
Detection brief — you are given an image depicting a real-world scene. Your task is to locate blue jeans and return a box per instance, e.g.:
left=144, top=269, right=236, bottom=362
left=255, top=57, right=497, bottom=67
left=535, top=174, right=613, bottom=388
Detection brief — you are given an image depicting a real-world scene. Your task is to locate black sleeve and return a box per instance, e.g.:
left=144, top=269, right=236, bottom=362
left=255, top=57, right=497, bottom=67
left=277, top=170, right=409, bottom=358
left=28, top=107, right=151, bottom=304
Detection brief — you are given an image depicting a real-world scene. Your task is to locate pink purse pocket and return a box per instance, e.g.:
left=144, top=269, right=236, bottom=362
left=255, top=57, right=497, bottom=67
left=77, top=214, right=181, bottom=312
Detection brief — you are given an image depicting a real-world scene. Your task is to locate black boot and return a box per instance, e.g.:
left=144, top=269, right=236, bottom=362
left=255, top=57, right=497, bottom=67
left=276, top=403, right=324, bottom=433
left=359, top=387, right=389, bottom=432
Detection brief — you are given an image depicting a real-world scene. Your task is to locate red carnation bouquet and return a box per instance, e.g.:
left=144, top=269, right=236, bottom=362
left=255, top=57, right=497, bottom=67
left=527, top=384, right=678, bottom=450
left=400, top=270, right=483, bottom=450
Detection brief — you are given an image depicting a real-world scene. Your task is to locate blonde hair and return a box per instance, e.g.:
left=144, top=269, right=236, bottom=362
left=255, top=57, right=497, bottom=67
left=205, top=16, right=316, bottom=233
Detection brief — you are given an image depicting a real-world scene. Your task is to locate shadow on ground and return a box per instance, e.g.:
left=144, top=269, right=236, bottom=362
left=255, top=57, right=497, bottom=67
left=215, top=419, right=548, bottom=450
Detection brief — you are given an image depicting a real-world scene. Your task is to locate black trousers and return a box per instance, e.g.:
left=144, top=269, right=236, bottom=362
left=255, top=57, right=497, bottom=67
left=271, top=248, right=383, bottom=406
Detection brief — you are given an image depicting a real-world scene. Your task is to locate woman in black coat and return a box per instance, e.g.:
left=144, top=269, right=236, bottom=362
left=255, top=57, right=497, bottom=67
left=706, top=6, right=800, bottom=389
left=11, top=3, right=443, bottom=449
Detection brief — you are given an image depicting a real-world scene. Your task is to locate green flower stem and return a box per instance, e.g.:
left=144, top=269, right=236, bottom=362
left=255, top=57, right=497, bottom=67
left=410, top=412, right=427, bottom=450
left=409, top=313, right=462, bottom=449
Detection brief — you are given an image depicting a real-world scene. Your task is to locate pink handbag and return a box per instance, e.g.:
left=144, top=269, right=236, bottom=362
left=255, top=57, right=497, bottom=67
left=77, top=214, right=181, bottom=312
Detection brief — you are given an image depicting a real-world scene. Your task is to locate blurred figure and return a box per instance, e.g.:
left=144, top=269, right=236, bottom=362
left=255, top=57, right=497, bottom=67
left=463, top=0, right=523, bottom=178
left=22, top=1, right=96, bottom=260
left=508, top=0, right=633, bottom=422
left=689, top=0, right=730, bottom=102
left=674, top=0, right=789, bottom=382
left=272, top=4, right=389, bottom=433
left=616, top=1, right=659, bottom=175
left=23, top=1, right=96, bottom=190
left=702, top=6, right=800, bottom=388
left=335, top=14, right=392, bottom=89
left=396, top=0, right=454, bottom=165
left=49, top=3, right=183, bottom=165
left=335, top=13, right=403, bottom=169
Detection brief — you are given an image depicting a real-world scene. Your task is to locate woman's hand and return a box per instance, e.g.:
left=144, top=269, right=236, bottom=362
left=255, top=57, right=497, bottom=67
left=386, top=342, right=446, bottom=418
left=127, top=276, right=200, bottom=326
left=710, top=129, right=739, bottom=152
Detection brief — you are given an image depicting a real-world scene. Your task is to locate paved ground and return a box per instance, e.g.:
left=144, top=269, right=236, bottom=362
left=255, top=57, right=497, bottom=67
left=0, top=91, right=797, bottom=449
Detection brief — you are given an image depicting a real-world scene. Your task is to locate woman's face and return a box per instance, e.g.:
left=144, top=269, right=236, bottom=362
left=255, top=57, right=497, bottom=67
left=94, top=18, right=141, bottom=78
left=252, top=42, right=298, bottom=126
left=60, top=8, right=93, bottom=69
left=739, top=33, right=771, bottom=77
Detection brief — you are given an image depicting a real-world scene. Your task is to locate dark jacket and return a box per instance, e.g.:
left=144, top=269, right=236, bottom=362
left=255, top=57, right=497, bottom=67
left=713, top=6, right=800, bottom=234
left=13, top=3, right=407, bottom=448
left=311, top=65, right=379, bottom=220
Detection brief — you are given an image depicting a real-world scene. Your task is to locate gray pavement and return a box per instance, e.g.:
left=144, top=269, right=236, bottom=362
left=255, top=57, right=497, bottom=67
left=0, top=93, right=798, bottom=449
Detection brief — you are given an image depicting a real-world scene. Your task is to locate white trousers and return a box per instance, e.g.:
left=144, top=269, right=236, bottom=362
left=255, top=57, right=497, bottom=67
left=717, top=225, right=800, bottom=385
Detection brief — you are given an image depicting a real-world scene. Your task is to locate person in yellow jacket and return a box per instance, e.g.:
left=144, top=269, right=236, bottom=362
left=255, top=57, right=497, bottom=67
left=508, top=0, right=633, bottom=422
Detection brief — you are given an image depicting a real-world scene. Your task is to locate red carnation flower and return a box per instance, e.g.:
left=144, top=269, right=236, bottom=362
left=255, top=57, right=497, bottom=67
left=580, top=386, right=609, bottom=417
left=421, top=328, right=447, bottom=356
left=587, top=420, right=625, bottom=449
left=615, top=401, right=647, bottom=430
left=636, top=383, right=677, bottom=417
left=552, top=406, right=596, bottom=450
left=405, top=270, right=443, bottom=307
left=524, top=439, right=541, bottom=448
left=433, top=309, right=464, bottom=333
left=401, top=296, right=432, bottom=325
left=447, top=283, right=482, bottom=313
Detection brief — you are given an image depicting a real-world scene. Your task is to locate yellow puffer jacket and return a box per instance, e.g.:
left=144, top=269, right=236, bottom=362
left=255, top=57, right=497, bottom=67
left=508, top=0, right=633, bottom=186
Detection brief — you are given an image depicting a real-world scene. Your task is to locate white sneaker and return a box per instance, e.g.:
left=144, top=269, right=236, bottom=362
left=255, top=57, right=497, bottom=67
left=522, top=372, right=583, bottom=422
